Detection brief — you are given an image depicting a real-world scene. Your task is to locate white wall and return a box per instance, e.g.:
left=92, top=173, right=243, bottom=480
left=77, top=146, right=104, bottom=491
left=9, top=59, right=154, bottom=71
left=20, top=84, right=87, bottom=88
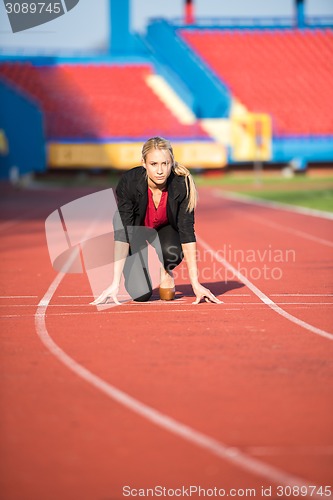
left=0, top=0, right=109, bottom=54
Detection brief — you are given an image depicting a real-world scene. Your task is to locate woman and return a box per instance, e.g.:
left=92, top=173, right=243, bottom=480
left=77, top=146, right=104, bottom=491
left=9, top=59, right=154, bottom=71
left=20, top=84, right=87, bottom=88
left=91, top=137, right=221, bottom=305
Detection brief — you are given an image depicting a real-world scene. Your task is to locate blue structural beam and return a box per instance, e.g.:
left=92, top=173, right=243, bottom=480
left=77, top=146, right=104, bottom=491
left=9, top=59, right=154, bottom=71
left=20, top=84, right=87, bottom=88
left=296, top=0, right=305, bottom=28
left=109, top=0, right=132, bottom=54
left=146, top=19, right=231, bottom=118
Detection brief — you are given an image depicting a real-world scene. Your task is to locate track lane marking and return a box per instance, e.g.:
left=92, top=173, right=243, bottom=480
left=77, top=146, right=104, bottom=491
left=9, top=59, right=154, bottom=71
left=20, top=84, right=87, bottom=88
left=247, top=446, right=333, bottom=457
left=5, top=308, right=246, bottom=319
left=0, top=292, right=329, bottom=300
left=34, top=271, right=325, bottom=494
left=5, top=302, right=333, bottom=308
left=58, top=294, right=332, bottom=298
left=271, top=294, right=333, bottom=297
left=197, top=237, right=333, bottom=341
left=0, top=295, right=39, bottom=298
left=4, top=304, right=330, bottom=319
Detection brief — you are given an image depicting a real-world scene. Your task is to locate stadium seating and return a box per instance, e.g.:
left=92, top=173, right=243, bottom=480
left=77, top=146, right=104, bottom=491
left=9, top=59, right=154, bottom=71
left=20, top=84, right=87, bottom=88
left=181, top=28, right=333, bottom=136
left=0, top=62, right=208, bottom=140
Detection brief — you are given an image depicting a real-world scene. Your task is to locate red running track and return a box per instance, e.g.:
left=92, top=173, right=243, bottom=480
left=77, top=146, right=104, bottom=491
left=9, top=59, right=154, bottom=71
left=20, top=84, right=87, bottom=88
left=0, top=184, right=332, bottom=500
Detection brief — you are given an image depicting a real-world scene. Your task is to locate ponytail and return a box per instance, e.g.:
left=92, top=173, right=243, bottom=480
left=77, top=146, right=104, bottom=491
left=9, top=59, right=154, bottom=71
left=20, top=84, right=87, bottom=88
left=172, top=161, right=197, bottom=212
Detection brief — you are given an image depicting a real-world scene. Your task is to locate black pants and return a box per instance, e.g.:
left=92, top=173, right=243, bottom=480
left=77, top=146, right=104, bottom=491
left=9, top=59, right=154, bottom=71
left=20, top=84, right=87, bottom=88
left=123, top=224, right=183, bottom=302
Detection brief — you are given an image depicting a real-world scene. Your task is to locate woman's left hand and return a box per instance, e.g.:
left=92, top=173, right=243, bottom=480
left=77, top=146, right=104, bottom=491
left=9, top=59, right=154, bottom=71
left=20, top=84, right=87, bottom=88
left=191, top=283, right=223, bottom=304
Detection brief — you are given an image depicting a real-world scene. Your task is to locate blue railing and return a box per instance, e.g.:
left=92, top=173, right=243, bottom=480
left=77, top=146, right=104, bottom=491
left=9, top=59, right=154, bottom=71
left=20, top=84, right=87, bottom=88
left=167, top=16, right=333, bottom=29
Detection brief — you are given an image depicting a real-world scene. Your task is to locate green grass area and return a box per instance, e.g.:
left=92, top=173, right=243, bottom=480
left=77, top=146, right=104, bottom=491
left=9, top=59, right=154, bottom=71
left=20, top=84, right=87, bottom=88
left=239, top=188, right=333, bottom=212
left=194, top=173, right=333, bottom=212
left=194, top=173, right=333, bottom=187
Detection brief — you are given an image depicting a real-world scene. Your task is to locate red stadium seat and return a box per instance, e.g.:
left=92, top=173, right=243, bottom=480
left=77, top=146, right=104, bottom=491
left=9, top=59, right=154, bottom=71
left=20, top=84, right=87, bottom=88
left=181, top=28, right=333, bottom=136
left=0, top=63, right=208, bottom=140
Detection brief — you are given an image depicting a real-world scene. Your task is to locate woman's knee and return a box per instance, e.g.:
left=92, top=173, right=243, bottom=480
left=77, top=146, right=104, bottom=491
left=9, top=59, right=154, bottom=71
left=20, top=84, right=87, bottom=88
left=133, top=290, right=152, bottom=302
left=125, top=281, right=153, bottom=302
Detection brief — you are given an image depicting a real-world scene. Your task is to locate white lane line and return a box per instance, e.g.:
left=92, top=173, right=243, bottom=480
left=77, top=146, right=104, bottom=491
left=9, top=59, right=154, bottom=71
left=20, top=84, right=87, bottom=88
left=285, top=302, right=333, bottom=305
left=221, top=302, right=333, bottom=305
left=197, top=237, right=333, bottom=341
left=0, top=302, right=191, bottom=308
left=0, top=303, right=84, bottom=306
left=271, top=294, right=333, bottom=297
left=59, top=295, right=95, bottom=298
left=0, top=303, right=330, bottom=320
left=4, top=308, right=246, bottom=319
left=10, top=293, right=331, bottom=301
left=244, top=213, right=333, bottom=248
left=35, top=293, right=333, bottom=298
left=107, top=301, right=333, bottom=306
left=0, top=295, right=39, bottom=298
left=5, top=302, right=333, bottom=308
left=0, top=295, right=333, bottom=311
left=58, top=294, right=252, bottom=298
left=228, top=293, right=251, bottom=296
left=34, top=273, right=323, bottom=493
left=213, top=190, right=333, bottom=220
left=247, top=446, right=333, bottom=457
left=226, top=302, right=333, bottom=305
left=3, top=304, right=329, bottom=320
left=58, top=294, right=142, bottom=298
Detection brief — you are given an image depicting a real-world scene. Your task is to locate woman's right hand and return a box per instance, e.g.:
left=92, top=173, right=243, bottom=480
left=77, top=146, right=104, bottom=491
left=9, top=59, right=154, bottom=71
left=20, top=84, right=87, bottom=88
left=90, top=281, right=121, bottom=306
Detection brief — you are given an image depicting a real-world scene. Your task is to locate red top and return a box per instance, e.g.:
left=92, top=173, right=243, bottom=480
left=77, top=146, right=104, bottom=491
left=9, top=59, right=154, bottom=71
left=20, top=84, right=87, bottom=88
left=144, top=187, right=169, bottom=229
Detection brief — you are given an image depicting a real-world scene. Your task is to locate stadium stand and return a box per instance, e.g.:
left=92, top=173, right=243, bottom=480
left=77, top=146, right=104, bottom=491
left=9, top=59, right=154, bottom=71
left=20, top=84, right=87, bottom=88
left=181, top=28, right=333, bottom=137
left=0, top=62, right=208, bottom=140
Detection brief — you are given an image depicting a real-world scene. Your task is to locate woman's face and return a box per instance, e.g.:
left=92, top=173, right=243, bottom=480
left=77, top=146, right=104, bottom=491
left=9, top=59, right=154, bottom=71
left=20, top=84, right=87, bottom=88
left=143, top=148, right=173, bottom=189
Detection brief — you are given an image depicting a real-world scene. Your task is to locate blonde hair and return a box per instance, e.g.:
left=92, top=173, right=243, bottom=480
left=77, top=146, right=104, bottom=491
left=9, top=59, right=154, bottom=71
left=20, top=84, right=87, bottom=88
left=141, top=136, right=197, bottom=212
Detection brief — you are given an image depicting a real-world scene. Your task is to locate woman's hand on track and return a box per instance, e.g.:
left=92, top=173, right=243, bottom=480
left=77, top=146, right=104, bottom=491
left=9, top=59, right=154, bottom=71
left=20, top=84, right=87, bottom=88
left=191, top=283, right=223, bottom=305
left=90, top=282, right=121, bottom=306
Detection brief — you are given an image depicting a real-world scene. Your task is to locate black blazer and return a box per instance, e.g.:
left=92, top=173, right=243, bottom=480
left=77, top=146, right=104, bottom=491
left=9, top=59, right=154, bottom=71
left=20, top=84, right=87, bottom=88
left=114, top=166, right=196, bottom=244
